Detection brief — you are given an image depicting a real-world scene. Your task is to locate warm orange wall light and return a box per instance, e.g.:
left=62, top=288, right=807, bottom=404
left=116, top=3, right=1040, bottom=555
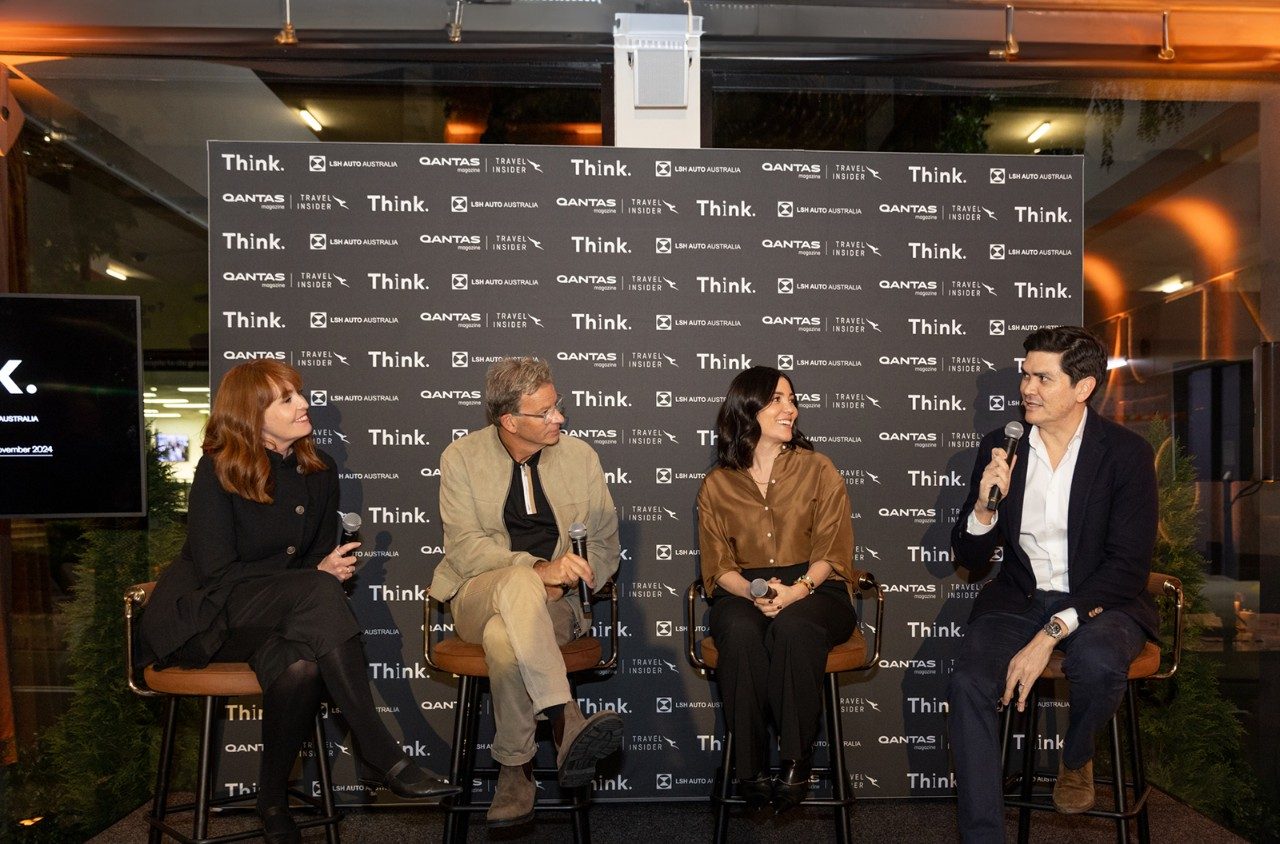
left=1082, top=252, right=1126, bottom=317
left=1153, top=197, right=1238, bottom=281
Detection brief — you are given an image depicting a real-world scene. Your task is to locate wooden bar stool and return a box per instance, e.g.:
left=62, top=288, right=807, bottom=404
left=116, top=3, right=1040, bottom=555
left=685, top=570, right=884, bottom=844
left=125, top=582, right=341, bottom=844
left=424, top=582, right=620, bottom=844
left=1002, top=573, right=1184, bottom=844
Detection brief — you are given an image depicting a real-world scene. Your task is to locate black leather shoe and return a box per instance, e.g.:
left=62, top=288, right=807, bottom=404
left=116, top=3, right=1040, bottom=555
left=736, top=772, right=774, bottom=810
left=772, top=758, right=813, bottom=814
left=360, top=757, right=462, bottom=799
left=257, top=805, right=301, bottom=844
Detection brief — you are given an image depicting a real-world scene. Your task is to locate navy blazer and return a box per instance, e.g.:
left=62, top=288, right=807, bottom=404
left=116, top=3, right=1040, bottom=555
left=950, top=410, right=1159, bottom=639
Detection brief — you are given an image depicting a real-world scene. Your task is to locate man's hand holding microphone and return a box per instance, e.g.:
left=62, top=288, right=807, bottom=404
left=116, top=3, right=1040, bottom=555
left=532, top=522, right=595, bottom=609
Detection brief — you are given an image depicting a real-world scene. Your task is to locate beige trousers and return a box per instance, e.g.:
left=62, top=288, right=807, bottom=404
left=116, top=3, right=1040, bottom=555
left=450, top=566, right=575, bottom=765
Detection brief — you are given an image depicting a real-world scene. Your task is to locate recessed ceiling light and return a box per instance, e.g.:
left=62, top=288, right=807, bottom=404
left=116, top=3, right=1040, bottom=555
left=1026, top=121, right=1051, bottom=144
left=299, top=108, right=323, bottom=132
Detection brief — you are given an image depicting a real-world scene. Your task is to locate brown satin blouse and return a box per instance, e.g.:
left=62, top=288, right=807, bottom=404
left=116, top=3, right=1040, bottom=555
left=697, top=446, right=855, bottom=593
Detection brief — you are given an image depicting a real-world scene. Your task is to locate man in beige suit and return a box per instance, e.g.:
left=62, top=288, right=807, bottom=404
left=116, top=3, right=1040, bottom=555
left=430, top=357, right=623, bottom=828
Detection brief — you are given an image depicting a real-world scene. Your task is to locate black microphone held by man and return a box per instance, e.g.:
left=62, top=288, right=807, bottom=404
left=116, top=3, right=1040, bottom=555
left=569, top=521, right=592, bottom=616
left=984, top=420, right=1024, bottom=511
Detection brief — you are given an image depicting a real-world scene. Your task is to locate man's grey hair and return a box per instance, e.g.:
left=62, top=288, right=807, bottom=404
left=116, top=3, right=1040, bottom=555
left=484, top=357, right=553, bottom=425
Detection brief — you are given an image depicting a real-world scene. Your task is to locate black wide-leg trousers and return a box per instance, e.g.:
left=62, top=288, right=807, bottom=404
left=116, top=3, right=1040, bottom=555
left=709, top=563, right=857, bottom=776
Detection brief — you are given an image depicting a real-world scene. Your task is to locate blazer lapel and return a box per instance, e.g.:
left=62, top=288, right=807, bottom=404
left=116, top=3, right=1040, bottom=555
left=1067, top=411, right=1107, bottom=571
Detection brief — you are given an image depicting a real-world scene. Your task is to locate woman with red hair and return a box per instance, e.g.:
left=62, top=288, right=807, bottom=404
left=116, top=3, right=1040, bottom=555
left=140, top=360, right=456, bottom=843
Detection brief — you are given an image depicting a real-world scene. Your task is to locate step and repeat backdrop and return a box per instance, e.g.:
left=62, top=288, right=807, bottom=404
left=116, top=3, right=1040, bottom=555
left=208, top=141, right=1081, bottom=803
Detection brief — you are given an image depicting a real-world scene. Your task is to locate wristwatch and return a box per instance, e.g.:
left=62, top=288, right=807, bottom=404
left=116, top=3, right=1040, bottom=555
left=795, top=574, right=817, bottom=595
left=1042, top=618, right=1065, bottom=640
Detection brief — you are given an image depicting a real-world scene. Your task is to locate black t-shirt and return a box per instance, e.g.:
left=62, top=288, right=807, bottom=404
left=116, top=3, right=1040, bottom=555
left=503, top=448, right=558, bottom=560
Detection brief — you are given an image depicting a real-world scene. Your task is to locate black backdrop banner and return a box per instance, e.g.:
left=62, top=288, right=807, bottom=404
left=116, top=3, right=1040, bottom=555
left=208, top=142, right=1081, bottom=803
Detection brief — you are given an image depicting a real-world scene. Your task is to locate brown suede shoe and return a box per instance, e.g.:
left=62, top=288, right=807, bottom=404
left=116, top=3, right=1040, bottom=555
left=554, top=702, right=624, bottom=788
left=486, top=762, right=535, bottom=828
left=1052, top=758, right=1095, bottom=814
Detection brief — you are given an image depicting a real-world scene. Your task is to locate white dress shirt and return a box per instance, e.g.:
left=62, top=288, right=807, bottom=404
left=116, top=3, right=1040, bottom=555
left=965, top=410, right=1089, bottom=634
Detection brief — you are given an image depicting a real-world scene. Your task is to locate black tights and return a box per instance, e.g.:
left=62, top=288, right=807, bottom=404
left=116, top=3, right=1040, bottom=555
left=256, top=638, right=406, bottom=810
left=257, top=659, right=322, bottom=810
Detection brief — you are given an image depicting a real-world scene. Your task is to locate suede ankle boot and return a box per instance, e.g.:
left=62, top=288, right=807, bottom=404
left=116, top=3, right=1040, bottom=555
left=487, top=761, right=535, bottom=828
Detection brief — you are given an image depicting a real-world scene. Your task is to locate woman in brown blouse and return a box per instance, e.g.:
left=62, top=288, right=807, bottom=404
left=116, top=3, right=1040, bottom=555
left=697, top=365, right=856, bottom=813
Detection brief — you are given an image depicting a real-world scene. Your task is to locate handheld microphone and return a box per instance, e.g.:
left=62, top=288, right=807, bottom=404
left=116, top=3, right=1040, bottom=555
left=985, top=420, right=1025, bottom=512
left=569, top=522, right=592, bottom=614
left=339, top=511, right=362, bottom=544
left=749, top=578, right=777, bottom=600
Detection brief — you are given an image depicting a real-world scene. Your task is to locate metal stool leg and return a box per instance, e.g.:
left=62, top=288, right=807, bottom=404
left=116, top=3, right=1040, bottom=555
left=713, top=728, right=734, bottom=844
left=149, top=696, right=179, bottom=844
left=826, top=672, right=851, bottom=844
left=570, top=783, right=592, bottom=844
left=312, top=713, right=340, bottom=843
left=1108, top=712, right=1130, bottom=843
left=443, top=676, right=479, bottom=844
left=999, top=701, right=1015, bottom=785
left=193, top=696, right=218, bottom=842
left=1125, top=686, right=1150, bottom=844
left=1016, top=687, right=1039, bottom=844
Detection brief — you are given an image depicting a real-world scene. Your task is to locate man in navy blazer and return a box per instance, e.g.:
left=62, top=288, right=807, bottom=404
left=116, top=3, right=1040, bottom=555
left=947, top=326, right=1157, bottom=842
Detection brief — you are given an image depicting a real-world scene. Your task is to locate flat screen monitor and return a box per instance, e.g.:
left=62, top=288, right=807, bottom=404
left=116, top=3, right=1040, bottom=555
left=0, top=294, right=145, bottom=517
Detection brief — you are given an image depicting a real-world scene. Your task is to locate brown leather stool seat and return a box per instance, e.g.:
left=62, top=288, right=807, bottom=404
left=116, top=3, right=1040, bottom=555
left=429, top=635, right=603, bottom=678
left=142, top=662, right=263, bottom=697
left=697, top=632, right=867, bottom=674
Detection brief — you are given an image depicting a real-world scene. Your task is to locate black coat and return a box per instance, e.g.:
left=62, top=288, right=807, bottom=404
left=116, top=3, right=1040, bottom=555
left=139, top=449, right=340, bottom=666
left=950, top=411, right=1159, bottom=639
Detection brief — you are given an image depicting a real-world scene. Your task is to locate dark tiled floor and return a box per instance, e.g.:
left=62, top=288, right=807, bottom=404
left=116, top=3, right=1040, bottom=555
left=92, top=789, right=1246, bottom=843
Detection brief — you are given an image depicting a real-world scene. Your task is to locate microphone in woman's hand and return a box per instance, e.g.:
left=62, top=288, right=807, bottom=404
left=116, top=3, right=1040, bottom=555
left=749, top=578, right=777, bottom=600
left=340, top=511, right=362, bottom=544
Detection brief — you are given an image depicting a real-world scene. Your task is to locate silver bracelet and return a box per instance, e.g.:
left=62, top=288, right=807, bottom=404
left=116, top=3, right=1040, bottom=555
left=795, top=574, right=817, bottom=595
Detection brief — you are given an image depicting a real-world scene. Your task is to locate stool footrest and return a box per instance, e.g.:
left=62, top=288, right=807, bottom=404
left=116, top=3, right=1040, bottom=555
left=716, top=795, right=854, bottom=808
left=1005, top=784, right=1152, bottom=820
left=144, top=818, right=265, bottom=844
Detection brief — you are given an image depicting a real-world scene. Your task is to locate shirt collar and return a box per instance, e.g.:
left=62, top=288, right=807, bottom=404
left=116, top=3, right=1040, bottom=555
left=265, top=447, right=297, bottom=467
left=512, top=448, right=542, bottom=468
left=1028, top=407, right=1088, bottom=455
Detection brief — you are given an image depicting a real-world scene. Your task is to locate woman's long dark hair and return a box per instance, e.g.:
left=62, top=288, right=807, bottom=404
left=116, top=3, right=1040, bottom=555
left=714, top=366, right=813, bottom=469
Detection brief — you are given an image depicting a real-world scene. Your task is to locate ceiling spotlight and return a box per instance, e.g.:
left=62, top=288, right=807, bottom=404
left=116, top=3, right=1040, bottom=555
left=299, top=108, right=322, bottom=133
left=1107, top=357, right=1128, bottom=371
left=105, top=266, right=128, bottom=281
left=1026, top=121, right=1051, bottom=144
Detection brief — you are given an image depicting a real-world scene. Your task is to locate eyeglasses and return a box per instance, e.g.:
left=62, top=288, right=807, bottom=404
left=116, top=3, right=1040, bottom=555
left=509, top=396, right=566, bottom=424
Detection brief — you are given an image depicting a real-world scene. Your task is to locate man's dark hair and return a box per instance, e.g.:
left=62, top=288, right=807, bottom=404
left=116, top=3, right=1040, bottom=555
left=1022, top=325, right=1106, bottom=401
